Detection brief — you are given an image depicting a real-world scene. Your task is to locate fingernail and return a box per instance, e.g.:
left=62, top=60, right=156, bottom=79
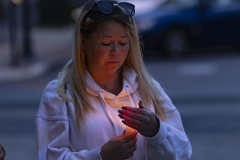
left=118, top=114, right=123, bottom=118
left=118, top=110, right=123, bottom=113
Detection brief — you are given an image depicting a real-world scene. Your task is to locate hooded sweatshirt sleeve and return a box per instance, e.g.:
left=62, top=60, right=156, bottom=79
left=144, top=81, right=192, bottom=160
left=36, top=80, right=102, bottom=160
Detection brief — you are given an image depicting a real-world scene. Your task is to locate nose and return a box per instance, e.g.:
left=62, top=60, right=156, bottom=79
left=110, top=43, right=119, bottom=55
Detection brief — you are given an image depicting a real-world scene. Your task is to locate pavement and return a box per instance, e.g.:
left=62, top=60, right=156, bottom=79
left=0, top=26, right=73, bottom=83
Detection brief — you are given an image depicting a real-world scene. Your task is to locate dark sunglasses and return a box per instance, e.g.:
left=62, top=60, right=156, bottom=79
left=90, top=1, right=135, bottom=16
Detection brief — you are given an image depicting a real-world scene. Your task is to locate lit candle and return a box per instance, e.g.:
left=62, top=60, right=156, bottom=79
left=125, top=125, right=135, bottom=134
left=124, top=100, right=142, bottom=134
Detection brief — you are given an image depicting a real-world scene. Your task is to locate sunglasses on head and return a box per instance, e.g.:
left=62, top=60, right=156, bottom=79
left=90, top=1, right=135, bottom=17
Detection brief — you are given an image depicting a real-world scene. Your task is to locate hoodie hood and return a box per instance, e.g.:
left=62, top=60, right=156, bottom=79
left=86, top=67, right=139, bottom=99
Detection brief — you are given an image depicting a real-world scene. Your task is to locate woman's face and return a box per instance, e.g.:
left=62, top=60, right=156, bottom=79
left=84, top=21, right=129, bottom=75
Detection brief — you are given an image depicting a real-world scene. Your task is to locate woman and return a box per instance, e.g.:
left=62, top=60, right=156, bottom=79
left=36, top=0, right=192, bottom=159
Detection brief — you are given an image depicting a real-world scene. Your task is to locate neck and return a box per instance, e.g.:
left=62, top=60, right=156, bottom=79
left=99, top=73, right=120, bottom=89
left=102, top=75, right=122, bottom=95
left=88, top=71, right=122, bottom=95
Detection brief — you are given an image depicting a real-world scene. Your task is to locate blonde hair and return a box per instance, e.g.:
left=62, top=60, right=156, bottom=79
left=57, top=0, right=166, bottom=128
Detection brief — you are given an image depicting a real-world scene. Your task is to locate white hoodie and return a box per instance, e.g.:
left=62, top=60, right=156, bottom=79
left=36, top=68, right=192, bottom=160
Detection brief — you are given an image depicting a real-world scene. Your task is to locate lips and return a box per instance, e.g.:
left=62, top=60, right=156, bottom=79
left=107, top=60, right=119, bottom=64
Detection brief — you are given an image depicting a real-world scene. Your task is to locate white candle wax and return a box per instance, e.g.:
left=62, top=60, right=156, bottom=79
left=125, top=125, right=135, bottom=134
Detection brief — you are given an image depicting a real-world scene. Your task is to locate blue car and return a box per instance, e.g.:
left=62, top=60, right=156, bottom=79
left=135, top=0, right=240, bottom=56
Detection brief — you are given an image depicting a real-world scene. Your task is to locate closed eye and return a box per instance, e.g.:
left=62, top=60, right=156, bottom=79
left=120, top=42, right=128, bottom=46
left=101, top=43, right=111, bottom=46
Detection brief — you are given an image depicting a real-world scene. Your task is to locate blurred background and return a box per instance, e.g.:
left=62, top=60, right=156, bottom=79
left=0, top=0, right=240, bottom=159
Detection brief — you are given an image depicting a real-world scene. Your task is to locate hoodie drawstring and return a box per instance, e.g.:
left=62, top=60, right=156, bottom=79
left=98, top=91, right=117, bottom=137
left=125, top=86, right=137, bottom=108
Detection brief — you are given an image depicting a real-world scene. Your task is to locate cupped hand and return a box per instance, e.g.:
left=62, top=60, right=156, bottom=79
left=118, top=103, right=160, bottom=137
left=100, top=130, right=138, bottom=160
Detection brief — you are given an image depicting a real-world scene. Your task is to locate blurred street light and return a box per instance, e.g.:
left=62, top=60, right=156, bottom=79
left=8, top=0, right=34, bottom=66
left=11, top=0, right=24, bottom=5
left=9, top=0, right=20, bottom=66
left=22, top=0, right=33, bottom=59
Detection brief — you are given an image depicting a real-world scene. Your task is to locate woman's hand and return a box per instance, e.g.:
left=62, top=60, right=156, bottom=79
left=100, top=130, right=138, bottom=160
left=118, top=104, right=160, bottom=137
